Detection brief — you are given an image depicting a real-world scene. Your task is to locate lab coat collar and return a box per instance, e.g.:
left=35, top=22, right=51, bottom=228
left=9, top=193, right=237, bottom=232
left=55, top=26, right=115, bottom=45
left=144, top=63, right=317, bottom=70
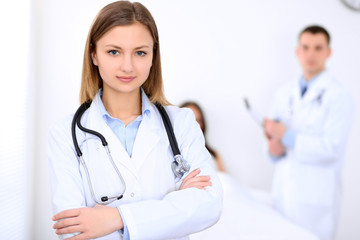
left=302, top=70, right=332, bottom=104
left=292, top=70, right=333, bottom=105
left=85, top=91, right=162, bottom=178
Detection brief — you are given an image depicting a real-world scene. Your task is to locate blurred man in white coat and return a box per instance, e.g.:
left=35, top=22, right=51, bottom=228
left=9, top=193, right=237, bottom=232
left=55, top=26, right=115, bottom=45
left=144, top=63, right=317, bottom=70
left=264, top=25, right=353, bottom=240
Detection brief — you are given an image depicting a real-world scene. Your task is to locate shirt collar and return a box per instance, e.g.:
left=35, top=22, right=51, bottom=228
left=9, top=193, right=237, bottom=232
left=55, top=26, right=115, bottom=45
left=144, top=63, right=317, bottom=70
left=299, top=70, right=324, bottom=89
left=97, top=88, right=151, bottom=120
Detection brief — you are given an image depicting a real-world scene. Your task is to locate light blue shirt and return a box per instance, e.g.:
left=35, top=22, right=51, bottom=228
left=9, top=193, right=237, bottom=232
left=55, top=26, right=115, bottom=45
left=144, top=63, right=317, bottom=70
left=97, top=88, right=151, bottom=239
left=97, top=88, right=151, bottom=157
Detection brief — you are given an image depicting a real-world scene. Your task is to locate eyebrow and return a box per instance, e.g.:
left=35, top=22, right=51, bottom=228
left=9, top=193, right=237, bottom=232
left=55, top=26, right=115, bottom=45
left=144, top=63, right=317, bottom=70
left=104, top=44, right=151, bottom=50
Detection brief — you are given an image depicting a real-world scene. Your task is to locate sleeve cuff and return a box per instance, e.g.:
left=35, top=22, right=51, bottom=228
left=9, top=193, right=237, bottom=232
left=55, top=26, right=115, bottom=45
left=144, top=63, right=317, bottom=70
left=281, top=129, right=296, bottom=148
left=269, top=153, right=285, bottom=162
left=117, top=206, right=130, bottom=240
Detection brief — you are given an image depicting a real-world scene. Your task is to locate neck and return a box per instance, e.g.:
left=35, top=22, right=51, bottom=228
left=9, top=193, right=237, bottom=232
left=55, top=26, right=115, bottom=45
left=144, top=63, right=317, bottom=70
left=102, top=88, right=142, bottom=125
left=303, top=67, right=324, bottom=82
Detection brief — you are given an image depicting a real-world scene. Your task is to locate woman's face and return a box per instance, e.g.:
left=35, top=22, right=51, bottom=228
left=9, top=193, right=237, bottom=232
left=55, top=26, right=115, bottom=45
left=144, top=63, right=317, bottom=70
left=92, top=22, right=154, bottom=96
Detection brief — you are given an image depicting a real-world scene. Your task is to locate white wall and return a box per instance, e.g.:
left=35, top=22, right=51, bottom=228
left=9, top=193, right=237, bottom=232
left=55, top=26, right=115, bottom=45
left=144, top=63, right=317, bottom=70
left=0, top=0, right=33, bottom=239
left=33, top=0, right=360, bottom=239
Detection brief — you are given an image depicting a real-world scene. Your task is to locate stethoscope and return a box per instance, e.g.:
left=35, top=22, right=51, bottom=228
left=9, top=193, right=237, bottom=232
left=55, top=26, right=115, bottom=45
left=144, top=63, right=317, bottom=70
left=71, top=101, right=190, bottom=205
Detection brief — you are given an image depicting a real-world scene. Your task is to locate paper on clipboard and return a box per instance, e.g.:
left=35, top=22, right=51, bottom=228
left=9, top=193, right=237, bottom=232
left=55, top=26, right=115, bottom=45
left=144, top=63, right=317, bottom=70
left=243, top=97, right=264, bottom=127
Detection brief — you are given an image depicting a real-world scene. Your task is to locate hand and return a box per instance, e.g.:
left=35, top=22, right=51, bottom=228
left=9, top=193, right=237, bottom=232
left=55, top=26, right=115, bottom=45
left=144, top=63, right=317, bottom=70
left=52, top=204, right=123, bottom=240
left=264, top=118, right=286, bottom=140
left=268, top=138, right=285, bottom=157
left=180, top=168, right=212, bottom=190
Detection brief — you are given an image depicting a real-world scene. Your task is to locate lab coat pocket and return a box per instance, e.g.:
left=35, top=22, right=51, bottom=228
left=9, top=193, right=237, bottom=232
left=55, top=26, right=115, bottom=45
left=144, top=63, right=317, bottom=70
left=296, top=166, right=335, bottom=206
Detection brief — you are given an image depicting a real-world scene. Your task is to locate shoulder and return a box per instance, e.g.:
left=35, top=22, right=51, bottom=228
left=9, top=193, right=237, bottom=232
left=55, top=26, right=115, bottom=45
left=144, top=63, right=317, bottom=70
left=323, top=73, right=353, bottom=104
left=47, top=114, right=76, bottom=152
left=163, top=105, right=194, bottom=120
left=49, top=114, right=74, bottom=136
left=162, top=105, right=196, bottom=127
left=161, top=105, right=200, bottom=137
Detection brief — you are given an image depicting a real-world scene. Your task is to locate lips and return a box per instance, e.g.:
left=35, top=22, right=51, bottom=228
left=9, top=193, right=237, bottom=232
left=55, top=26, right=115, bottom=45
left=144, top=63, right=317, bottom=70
left=116, top=76, right=135, bottom=83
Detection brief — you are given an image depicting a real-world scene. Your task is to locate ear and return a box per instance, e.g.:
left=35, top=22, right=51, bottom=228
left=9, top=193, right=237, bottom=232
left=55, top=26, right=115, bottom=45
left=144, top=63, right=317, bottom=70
left=91, top=51, right=98, bottom=66
left=295, top=46, right=300, bottom=57
left=327, top=47, right=332, bottom=58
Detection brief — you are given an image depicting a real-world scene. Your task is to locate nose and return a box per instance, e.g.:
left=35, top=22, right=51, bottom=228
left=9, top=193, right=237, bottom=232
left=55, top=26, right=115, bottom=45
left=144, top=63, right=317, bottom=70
left=120, top=54, right=133, bottom=73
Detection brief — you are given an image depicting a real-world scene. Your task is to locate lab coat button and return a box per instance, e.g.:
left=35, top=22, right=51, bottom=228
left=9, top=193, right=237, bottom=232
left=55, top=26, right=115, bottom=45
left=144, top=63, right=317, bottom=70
left=130, top=192, right=135, bottom=197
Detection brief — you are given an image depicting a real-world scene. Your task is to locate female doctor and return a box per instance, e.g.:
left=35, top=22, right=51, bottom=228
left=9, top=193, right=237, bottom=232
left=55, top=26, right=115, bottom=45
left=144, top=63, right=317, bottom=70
left=47, top=1, right=222, bottom=240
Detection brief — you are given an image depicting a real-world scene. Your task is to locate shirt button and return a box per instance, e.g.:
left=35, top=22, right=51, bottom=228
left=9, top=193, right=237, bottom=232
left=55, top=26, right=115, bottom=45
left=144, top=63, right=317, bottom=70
left=130, top=192, right=135, bottom=197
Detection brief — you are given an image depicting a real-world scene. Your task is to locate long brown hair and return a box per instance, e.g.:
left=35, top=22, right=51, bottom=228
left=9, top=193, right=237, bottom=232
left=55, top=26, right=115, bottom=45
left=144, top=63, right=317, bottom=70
left=79, top=1, right=169, bottom=105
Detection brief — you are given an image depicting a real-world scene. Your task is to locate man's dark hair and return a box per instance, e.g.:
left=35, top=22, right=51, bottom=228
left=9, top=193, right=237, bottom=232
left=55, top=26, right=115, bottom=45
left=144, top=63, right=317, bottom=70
left=299, top=25, right=330, bottom=44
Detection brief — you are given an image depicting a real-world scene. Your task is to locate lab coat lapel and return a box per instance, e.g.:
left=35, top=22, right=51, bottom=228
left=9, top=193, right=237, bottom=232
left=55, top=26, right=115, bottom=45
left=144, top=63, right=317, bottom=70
left=302, top=71, right=330, bottom=105
left=131, top=104, right=162, bottom=170
left=85, top=96, right=137, bottom=176
left=290, top=71, right=330, bottom=129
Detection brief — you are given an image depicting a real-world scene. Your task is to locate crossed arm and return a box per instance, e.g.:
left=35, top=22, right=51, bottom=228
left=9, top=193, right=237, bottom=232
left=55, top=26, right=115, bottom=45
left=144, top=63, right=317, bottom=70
left=52, top=168, right=211, bottom=240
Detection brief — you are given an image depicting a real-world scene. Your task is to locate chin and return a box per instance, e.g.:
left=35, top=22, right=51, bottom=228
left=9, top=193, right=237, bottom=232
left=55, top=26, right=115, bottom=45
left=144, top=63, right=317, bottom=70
left=305, top=66, right=319, bottom=73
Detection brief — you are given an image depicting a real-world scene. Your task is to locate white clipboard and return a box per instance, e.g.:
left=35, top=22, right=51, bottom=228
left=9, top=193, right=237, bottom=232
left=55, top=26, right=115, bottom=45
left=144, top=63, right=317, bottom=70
left=243, top=97, right=264, bottom=127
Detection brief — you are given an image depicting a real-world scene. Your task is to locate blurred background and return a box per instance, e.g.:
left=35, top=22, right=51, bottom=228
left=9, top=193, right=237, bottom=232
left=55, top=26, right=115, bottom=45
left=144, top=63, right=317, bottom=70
left=0, top=0, right=359, bottom=239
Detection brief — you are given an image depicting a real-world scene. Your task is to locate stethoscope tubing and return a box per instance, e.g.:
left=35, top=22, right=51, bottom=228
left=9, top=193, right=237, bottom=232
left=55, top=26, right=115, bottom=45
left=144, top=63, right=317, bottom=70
left=71, top=100, right=190, bottom=205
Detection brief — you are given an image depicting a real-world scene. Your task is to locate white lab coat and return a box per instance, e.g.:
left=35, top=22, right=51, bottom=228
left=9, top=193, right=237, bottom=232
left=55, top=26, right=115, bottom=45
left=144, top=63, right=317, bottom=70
left=48, top=94, right=222, bottom=240
left=268, top=70, right=353, bottom=240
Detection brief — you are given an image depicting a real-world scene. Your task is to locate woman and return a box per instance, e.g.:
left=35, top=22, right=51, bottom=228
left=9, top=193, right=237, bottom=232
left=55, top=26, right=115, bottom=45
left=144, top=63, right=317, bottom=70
left=180, top=102, right=226, bottom=172
left=48, top=1, right=222, bottom=240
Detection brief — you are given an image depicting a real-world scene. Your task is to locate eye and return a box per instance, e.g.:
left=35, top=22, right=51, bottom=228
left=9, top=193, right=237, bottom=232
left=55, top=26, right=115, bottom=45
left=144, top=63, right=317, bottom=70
left=108, top=50, right=119, bottom=56
left=135, top=51, right=146, bottom=56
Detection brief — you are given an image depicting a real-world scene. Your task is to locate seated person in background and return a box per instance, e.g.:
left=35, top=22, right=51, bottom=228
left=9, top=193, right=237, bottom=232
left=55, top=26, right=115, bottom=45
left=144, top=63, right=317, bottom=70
left=181, top=102, right=319, bottom=240
left=180, top=101, right=226, bottom=172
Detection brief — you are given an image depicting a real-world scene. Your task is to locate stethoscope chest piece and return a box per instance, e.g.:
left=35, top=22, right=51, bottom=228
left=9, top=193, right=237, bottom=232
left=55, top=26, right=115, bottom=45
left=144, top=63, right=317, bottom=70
left=172, top=154, right=191, bottom=180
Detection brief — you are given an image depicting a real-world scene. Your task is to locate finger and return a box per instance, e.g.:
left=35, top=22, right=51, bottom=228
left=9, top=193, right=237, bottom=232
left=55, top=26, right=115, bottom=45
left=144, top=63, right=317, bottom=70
left=265, top=132, right=271, bottom=139
left=53, top=208, right=81, bottom=221
left=55, top=224, right=82, bottom=235
left=182, top=176, right=210, bottom=188
left=185, top=181, right=213, bottom=189
left=181, top=169, right=200, bottom=186
left=264, top=118, right=273, bottom=127
left=53, top=217, right=80, bottom=230
left=185, top=175, right=210, bottom=184
left=184, top=168, right=200, bottom=180
left=181, top=176, right=211, bottom=189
